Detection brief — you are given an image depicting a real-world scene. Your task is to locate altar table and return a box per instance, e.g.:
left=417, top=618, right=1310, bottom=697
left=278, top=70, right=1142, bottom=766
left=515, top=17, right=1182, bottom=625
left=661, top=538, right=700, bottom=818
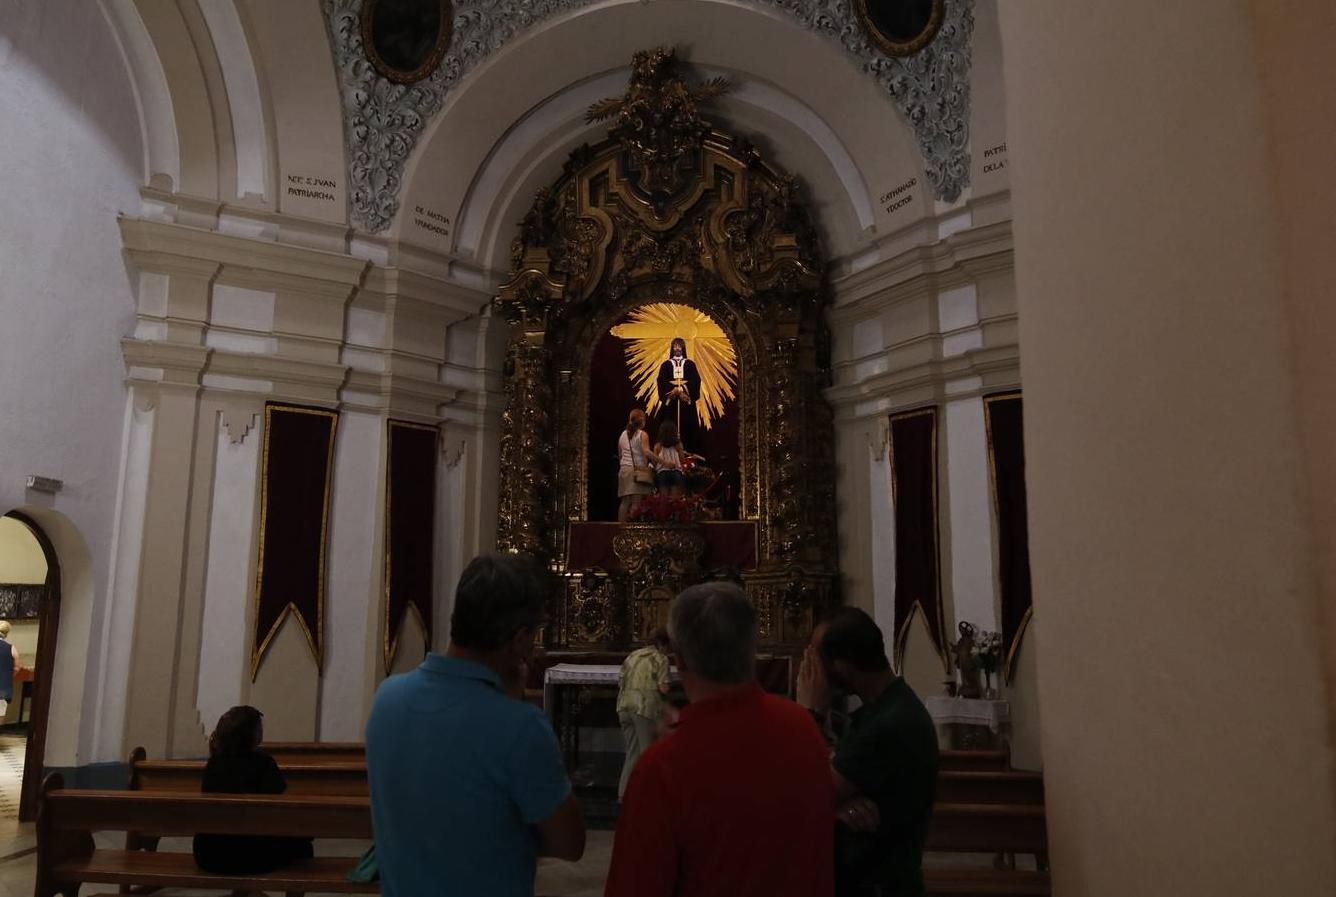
left=540, top=655, right=794, bottom=774
left=925, top=695, right=1011, bottom=749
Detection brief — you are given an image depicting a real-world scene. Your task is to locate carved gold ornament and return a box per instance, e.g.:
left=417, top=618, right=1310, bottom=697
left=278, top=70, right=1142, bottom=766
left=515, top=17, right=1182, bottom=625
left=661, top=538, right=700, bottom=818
left=495, top=49, right=839, bottom=650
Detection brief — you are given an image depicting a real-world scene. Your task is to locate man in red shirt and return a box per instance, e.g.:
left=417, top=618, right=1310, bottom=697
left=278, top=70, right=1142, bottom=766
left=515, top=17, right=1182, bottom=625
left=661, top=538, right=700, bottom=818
left=605, top=582, right=834, bottom=897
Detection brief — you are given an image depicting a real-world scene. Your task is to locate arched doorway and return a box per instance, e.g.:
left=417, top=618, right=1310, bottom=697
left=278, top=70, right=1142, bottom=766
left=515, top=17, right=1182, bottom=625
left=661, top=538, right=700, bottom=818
left=0, top=511, right=61, bottom=822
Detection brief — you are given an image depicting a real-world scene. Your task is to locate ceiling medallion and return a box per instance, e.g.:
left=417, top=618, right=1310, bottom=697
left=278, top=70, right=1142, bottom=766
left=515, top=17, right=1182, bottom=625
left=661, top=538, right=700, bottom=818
left=360, top=0, right=453, bottom=84
left=854, top=0, right=945, bottom=57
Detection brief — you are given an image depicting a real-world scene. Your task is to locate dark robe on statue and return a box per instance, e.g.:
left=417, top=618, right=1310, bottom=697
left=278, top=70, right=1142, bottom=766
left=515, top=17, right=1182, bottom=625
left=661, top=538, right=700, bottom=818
left=657, top=356, right=701, bottom=451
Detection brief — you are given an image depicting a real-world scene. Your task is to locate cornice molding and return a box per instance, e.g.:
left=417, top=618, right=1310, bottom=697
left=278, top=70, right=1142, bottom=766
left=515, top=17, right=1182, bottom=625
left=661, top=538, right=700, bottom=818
left=364, top=266, right=492, bottom=322
left=829, top=219, right=1013, bottom=319
left=825, top=343, right=1020, bottom=412
left=119, top=217, right=370, bottom=288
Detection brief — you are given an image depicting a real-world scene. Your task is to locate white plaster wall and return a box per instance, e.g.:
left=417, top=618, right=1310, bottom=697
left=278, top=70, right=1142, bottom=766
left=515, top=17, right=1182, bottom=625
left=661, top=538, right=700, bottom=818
left=319, top=411, right=382, bottom=741
left=0, top=0, right=145, bottom=766
left=867, top=444, right=896, bottom=639
left=943, top=395, right=997, bottom=630
left=0, top=518, right=47, bottom=583
left=195, top=419, right=261, bottom=736
left=435, top=453, right=466, bottom=650
left=91, top=395, right=154, bottom=763
left=1001, top=0, right=1336, bottom=890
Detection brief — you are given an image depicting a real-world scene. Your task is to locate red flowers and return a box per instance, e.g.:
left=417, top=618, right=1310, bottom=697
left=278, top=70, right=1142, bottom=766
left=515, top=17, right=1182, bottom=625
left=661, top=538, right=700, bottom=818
left=629, top=493, right=704, bottom=524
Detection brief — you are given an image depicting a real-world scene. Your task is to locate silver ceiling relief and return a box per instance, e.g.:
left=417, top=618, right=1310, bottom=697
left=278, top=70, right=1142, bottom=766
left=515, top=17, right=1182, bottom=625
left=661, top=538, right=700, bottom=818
left=323, top=0, right=974, bottom=234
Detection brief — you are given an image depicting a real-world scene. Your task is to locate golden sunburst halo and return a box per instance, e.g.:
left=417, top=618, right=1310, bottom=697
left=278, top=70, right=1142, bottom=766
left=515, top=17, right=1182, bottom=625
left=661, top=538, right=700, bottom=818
left=610, top=303, right=738, bottom=430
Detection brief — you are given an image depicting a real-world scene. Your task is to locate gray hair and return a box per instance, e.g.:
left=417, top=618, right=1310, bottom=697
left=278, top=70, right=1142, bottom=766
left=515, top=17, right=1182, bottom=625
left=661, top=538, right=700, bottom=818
left=0, top=621, right=10, bottom=637
left=669, top=582, right=756, bottom=684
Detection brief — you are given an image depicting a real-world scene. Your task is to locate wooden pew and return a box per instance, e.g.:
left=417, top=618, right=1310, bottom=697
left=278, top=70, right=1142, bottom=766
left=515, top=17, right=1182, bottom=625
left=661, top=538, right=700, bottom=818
left=936, top=770, right=1044, bottom=805
left=261, top=741, right=366, bottom=764
left=128, top=747, right=368, bottom=796
left=923, top=803, right=1050, bottom=897
left=36, top=773, right=377, bottom=897
left=939, top=748, right=1011, bottom=772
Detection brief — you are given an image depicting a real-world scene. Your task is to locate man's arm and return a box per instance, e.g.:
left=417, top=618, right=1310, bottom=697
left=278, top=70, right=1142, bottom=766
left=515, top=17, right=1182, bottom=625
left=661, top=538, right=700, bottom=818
left=535, top=792, right=586, bottom=860
left=11, top=644, right=20, bottom=672
left=508, top=710, right=585, bottom=861
left=832, top=766, right=862, bottom=805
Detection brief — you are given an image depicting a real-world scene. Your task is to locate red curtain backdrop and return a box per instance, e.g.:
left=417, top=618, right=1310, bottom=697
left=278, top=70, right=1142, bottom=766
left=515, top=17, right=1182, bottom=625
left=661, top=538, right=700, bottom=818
left=252, top=403, right=338, bottom=677
left=889, top=408, right=948, bottom=669
left=384, top=420, right=439, bottom=672
left=985, top=393, right=1033, bottom=682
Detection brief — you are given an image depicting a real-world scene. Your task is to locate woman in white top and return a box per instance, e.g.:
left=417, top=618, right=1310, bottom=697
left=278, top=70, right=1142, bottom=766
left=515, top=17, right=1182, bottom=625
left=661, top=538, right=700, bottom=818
left=618, top=408, right=663, bottom=521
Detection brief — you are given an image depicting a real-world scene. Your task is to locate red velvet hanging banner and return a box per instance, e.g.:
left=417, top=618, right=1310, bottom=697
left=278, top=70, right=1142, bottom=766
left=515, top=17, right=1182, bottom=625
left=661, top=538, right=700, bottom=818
left=252, top=403, right=338, bottom=678
left=889, top=407, right=948, bottom=671
left=384, top=420, right=439, bottom=672
left=985, top=392, right=1033, bottom=683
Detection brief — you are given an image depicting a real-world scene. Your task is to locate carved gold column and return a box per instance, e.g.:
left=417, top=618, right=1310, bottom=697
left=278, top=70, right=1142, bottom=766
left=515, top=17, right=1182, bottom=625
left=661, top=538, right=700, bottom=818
left=495, top=329, right=552, bottom=560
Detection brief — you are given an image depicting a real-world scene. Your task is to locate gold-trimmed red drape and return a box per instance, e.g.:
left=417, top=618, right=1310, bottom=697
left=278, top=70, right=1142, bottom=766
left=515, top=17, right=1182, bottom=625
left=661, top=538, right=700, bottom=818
left=985, top=392, right=1033, bottom=683
left=888, top=407, right=948, bottom=670
left=252, top=403, right=338, bottom=678
left=384, top=420, right=439, bottom=672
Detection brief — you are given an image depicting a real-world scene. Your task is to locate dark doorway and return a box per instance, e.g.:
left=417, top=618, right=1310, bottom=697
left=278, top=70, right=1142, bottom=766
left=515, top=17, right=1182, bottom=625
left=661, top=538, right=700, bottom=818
left=2, top=511, right=61, bottom=822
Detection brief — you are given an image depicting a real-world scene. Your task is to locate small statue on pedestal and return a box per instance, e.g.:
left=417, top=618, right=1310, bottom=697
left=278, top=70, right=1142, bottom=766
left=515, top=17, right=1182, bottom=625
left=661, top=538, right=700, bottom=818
left=951, top=621, right=983, bottom=698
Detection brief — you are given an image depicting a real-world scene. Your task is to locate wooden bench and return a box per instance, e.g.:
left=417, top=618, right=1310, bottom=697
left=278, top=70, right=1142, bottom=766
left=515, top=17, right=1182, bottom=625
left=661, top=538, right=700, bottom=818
left=936, top=770, right=1044, bottom=805
left=923, top=802, right=1050, bottom=896
left=940, top=748, right=1011, bottom=772
left=37, top=774, right=377, bottom=897
left=128, top=747, right=368, bottom=796
left=261, top=741, right=366, bottom=764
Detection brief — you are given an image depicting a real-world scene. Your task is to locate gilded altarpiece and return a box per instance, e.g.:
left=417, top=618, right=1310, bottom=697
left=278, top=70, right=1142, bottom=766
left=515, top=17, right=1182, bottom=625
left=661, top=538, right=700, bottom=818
left=495, top=50, right=839, bottom=651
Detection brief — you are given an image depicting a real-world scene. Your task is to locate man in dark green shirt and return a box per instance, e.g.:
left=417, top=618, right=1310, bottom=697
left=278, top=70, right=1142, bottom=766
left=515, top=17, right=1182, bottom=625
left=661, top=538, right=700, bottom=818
left=798, top=607, right=939, bottom=897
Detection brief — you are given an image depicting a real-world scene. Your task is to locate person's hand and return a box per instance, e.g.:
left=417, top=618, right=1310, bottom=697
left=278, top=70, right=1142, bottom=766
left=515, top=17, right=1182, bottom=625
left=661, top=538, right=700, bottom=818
left=796, top=646, right=831, bottom=712
left=837, top=796, right=880, bottom=832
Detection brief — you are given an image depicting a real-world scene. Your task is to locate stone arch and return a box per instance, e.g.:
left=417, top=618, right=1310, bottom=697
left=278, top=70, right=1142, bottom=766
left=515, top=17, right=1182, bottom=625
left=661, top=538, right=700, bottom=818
left=0, top=507, right=94, bottom=817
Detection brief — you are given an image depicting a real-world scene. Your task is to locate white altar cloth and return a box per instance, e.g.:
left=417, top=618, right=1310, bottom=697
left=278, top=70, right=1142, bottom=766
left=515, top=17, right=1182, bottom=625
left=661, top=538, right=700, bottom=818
left=924, top=696, right=1011, bottom=733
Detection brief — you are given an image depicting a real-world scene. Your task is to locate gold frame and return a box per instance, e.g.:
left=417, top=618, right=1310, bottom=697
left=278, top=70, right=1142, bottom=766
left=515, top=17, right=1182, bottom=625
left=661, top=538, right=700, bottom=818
left=359, top=0, right=453, bottom=85
left=854, top=0, right=946, bottom=58
left=251, top=403, right=339, bottom=679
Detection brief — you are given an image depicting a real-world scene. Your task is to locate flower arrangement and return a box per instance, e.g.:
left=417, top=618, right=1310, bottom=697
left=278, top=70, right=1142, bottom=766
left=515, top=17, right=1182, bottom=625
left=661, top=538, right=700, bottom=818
left=969, top=630, right=1003, bottom=675
left=629, top=493, right=704, bottom=524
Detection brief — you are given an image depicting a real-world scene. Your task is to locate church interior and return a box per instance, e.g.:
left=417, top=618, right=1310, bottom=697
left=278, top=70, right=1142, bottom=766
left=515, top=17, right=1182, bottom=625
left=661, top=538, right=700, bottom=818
left=0, top=0, right=1333, bottom=894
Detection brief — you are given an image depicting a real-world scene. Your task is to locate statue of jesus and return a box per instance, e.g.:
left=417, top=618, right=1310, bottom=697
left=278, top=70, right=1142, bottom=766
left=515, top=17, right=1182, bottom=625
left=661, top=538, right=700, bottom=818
left=656, top=337, right=701, bottom=450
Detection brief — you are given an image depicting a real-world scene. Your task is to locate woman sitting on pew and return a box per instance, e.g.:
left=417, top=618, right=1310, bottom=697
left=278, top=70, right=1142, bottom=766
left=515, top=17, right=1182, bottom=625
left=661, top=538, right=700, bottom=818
left=193, top=705, right=315, bottom=874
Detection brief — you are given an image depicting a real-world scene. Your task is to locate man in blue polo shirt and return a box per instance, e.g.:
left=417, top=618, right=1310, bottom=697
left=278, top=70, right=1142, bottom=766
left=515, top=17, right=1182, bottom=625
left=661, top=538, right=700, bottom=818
left=367, top=553, right=585, bottom=896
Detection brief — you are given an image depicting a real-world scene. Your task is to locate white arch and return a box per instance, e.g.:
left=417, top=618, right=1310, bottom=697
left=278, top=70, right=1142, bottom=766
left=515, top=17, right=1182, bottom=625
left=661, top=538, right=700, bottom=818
left=450, top=66, right=878, bottom=266
left=395, top=0, right=925, bottom=268
left=3, top=508, right=96, bottom=769
left=198, top=0, right=273, bottom=200
left=98, top=0, right=179, bottom=187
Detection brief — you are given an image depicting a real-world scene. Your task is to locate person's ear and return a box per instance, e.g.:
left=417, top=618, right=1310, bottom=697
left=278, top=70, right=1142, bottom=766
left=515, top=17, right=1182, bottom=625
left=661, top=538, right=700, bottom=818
left=511, top=625, right=537, bottom=660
